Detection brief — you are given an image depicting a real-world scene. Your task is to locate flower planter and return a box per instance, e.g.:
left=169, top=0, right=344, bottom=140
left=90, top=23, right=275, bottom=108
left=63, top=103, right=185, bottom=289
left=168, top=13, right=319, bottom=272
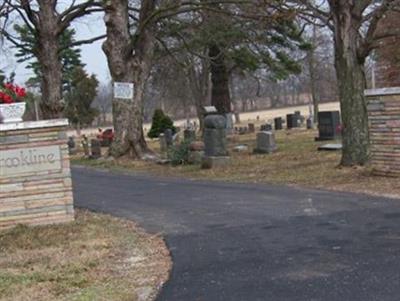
left=0, top=102, right=26, bottom=123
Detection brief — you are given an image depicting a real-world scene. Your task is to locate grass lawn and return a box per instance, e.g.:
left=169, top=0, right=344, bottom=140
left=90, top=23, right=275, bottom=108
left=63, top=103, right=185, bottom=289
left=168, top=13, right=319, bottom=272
left=72, top=129, right=400, bottom=199
left=0, top=210, right=171, bottom=301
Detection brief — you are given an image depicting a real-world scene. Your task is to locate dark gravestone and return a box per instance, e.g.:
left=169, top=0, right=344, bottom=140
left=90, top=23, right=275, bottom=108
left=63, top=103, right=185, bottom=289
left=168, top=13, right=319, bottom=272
left=90, top=139, right=101, bottom=159
left=164, top=128, right=173, bottom=147
left=315, top=111, right=341, bottom=141
left=67, top=137, right=76, bottom=154
left=248, top=123, right=255, bottom=133
left=274, top=117, right=283, bottom=130
left=260, top=124, right=273, bottom=131
left=286, top=114, right=299, bottom=129
left=239, top=127, right=248, bottom=135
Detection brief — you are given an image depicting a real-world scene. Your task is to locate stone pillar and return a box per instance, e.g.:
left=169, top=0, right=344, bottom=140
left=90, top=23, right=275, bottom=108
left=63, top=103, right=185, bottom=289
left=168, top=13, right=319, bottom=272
left=366, top=87, right=400, bottom=177
left=0, top=119, right=75, bottom=228
left=202, top=114, right=230, bottom=168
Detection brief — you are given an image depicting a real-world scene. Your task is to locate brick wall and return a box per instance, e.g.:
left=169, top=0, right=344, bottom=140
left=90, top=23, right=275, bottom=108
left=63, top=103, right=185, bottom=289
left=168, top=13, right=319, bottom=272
left=366, top=88, right=400, bottom=177
left=0, top=119, right=74, bottom=228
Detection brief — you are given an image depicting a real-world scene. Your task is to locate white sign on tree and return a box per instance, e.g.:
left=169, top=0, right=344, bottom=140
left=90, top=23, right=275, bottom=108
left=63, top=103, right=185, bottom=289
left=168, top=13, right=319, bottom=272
left=113, top=82, right=134, bottom=100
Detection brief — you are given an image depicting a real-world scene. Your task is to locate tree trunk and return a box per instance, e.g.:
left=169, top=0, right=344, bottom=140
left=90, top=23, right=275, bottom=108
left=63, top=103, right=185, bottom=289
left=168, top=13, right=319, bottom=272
left=102, top=0, right=156, bottom=159
left=331, top=2, right=369, bottom=166
left=187, top=56, right=210, bottom=131
left=308, top=26, right=320, bottom=123
left=37, top=0, right=63, bottom=119
left=209, top=43, right=231, bottom=114
left=308, top=48, right=320, bottom=123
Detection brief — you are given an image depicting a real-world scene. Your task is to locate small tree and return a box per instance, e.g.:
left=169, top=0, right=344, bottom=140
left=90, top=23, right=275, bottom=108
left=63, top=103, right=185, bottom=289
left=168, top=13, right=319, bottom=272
left=148, top=109, right=175, bottom=138
left=64, top=67, right=99, bottom=130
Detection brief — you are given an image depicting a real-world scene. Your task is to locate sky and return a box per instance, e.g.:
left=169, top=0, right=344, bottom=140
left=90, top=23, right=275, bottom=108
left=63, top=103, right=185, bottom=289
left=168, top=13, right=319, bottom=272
left=1, top=11, right=110, bottom=85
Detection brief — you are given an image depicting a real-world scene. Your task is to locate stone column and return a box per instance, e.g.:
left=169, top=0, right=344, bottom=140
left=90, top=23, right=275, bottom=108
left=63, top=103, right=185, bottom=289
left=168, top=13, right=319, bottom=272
left=202, top=114, right=230, bottom=168
left=0, top=119, right=75, bottom=228
left=365, top=87, right=400, bottom=177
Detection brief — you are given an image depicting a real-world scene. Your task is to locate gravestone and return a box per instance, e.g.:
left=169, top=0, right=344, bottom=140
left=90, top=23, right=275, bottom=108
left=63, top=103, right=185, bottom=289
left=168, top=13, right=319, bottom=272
left=188, top=141, right=205, bottom=164
left=225, top=113, right=234, bottom=135
left=90, top=139, right=101, bottom=159
left=184, top=129, right=196, bottom=142
left=294, top=111, right=305, bottom=125
left=274, top=117, right=283, bottom=130
left=164, top=128, right=173, bottom=147
left=254, top=131, right=277, bottom=154
left=202, top=114, right=230, bottom=168
left=238, top=127, right=248, bottom=135
left=306, top=117, right=314, bottom=129
left=315, top=111, right=341, bottom=141
left=248, top=123, right=255, bottom=133
left=286, top=114, right=299, bottom=129
left=159, top=133, right=167, bottom=153
left=81, top=135, right=90, bottom=157
left=260, top=124, right=273, bottom=131
left=67, top=136, right=76, bottom=154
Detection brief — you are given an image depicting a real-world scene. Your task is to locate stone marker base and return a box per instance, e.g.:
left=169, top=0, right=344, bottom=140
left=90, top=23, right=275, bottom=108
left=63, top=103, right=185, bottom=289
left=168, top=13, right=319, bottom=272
left=317, top=143, right=342, bottom=151
left=0, top=119, right=74, bottom=229
left=253, top=147, right=276, bottom=154
left=201, top=156, right=231, bottom=169
left=188, top=150, right=204, bottom=165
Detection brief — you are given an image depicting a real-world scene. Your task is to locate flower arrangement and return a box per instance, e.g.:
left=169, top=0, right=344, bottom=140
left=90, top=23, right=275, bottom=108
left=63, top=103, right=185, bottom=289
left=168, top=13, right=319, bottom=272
left=0, top=83, right=27, bottom=104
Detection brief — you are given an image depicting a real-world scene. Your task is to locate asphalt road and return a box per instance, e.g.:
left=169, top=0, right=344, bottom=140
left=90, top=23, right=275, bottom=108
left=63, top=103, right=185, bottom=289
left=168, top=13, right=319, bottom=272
left=72, top=166, right=400, bottom=301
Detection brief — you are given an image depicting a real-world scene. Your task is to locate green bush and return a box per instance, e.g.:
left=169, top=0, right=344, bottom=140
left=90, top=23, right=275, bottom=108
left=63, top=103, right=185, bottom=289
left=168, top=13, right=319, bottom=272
left=168, top=140, right=191, bottom=166
left=147, top=109, right=176, bottom=138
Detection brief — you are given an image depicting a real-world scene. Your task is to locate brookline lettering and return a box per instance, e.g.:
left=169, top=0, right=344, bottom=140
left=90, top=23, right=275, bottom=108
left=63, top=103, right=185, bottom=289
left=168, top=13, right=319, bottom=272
left=0, top=149, right=57, bottom=168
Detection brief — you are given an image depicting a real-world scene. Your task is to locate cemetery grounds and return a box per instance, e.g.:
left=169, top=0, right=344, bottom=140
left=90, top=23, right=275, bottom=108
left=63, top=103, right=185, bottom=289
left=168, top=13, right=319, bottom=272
left=73, top=102, right=400, bottom=199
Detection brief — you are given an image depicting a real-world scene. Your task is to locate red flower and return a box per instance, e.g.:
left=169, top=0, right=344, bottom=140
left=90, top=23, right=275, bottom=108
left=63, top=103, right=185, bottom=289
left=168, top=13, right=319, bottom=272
left=15, top=86, right=26, bottom=98
left=1, top=82, right=26, bottom=104
left=3, top=94, right=13, bottom=104
left=4, top=83, right=14, bottom=90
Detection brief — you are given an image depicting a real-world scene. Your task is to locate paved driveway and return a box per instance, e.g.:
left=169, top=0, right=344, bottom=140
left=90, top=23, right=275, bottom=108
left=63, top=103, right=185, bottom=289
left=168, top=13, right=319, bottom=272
left=72, top=166, right=400, bottom=301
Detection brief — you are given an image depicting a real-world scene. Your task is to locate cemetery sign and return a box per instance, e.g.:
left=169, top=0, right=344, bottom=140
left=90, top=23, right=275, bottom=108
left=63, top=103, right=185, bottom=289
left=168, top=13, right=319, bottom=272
left=0, top=145, right=61, bottom=177
left=114, top=82, right=134, bottom=99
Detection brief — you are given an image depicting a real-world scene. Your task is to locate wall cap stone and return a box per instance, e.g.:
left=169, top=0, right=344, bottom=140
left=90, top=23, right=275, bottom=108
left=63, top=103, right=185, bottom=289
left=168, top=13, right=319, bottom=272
left=0, top=119, right=68, bottom=132
left=365, top=87, right=400, bottom=97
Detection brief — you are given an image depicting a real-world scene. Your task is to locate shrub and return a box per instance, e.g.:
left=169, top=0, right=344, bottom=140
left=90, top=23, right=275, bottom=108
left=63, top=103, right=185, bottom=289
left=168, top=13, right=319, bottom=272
left=168, top=140, right=191, bottom=166
left=147, top=109, right=176, bottom=138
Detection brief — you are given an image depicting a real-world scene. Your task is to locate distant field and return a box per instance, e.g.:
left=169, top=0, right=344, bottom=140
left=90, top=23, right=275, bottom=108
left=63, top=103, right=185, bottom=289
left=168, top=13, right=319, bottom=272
left=67, top=102, right=340, bottom=137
